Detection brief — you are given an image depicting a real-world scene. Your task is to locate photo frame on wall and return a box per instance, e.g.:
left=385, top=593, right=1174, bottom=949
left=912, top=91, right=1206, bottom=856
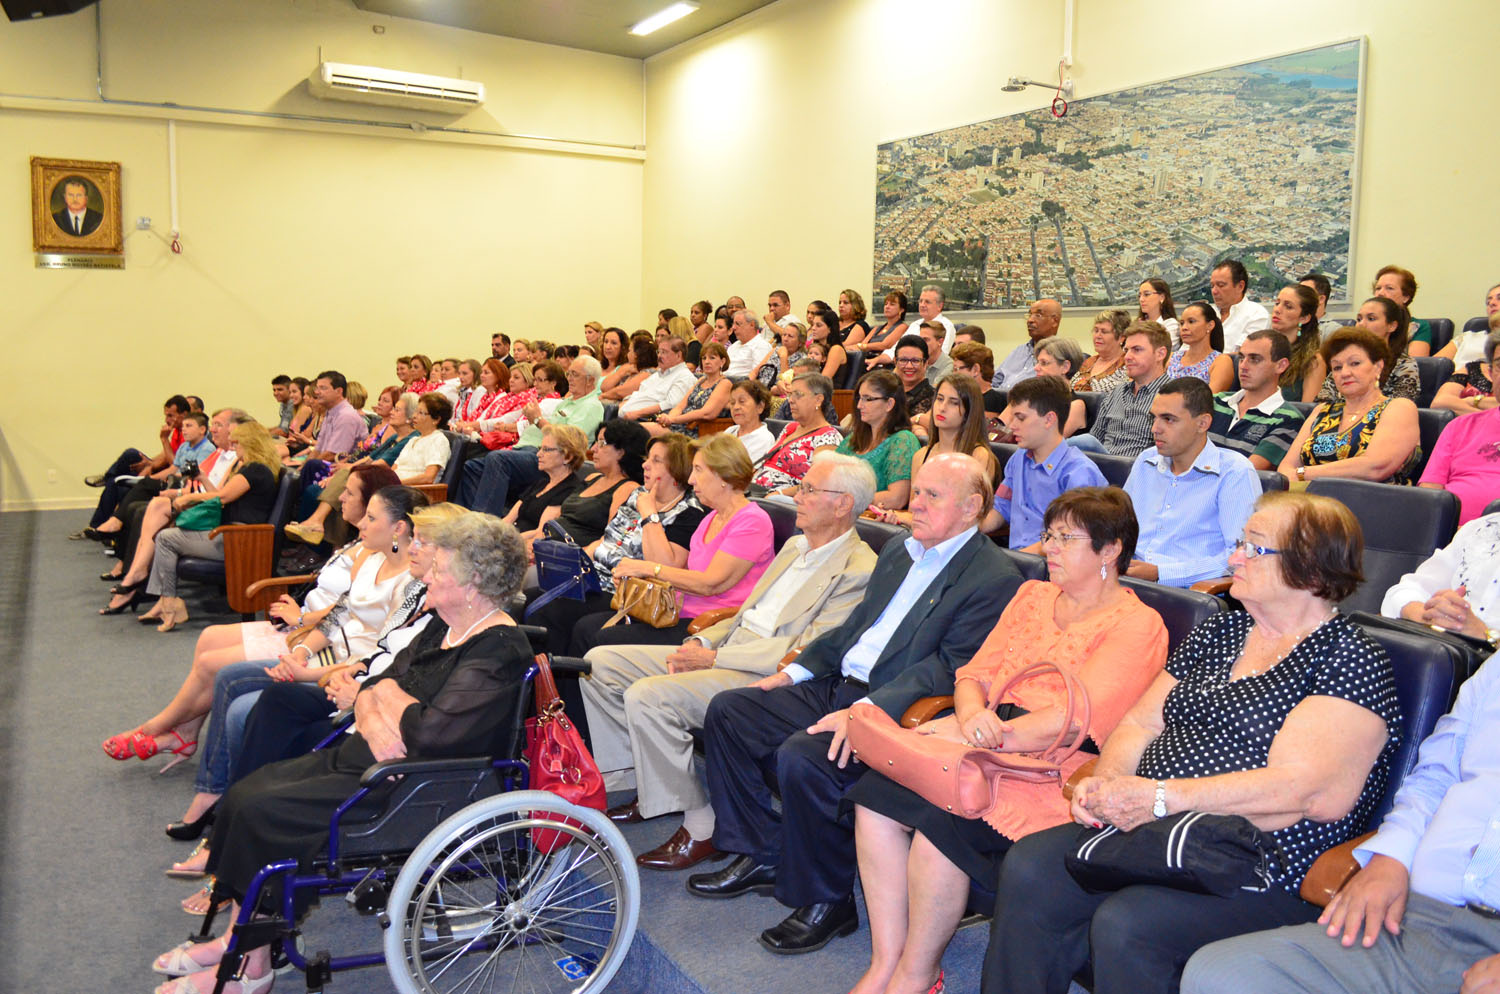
left=31, top=156, right=123, bottom=258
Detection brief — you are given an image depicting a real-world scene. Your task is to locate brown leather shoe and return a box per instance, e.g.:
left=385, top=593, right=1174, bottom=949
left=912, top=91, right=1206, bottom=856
left=606, top=800, right=642, bottom=824
left=636, top=827, right=725, bottom=871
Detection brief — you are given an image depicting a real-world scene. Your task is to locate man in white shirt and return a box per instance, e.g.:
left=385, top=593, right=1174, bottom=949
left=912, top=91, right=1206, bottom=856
left=726, top=308, right=775, bottom=379
left=764, top=290, right=797, bottom=341
left=620, top=336, right=697, bottom=420
left=1382, top=512, right=1500, bottom=641
left=870, top=285, right=958, bottom=368
left=1211, top=260, right=1272, bottom=354
left=582, top=454, right=880, bottom=871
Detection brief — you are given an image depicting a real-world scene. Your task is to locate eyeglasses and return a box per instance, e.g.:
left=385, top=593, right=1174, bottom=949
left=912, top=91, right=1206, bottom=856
left=1233, top=538, right=1281, bottom=560
left=795, top=482, right=847, bottom=499
left=538, top=445, right=562, bottom=454
left=895, top=357, right=924, bottom=366
left=785, top=392, right=812, bottom=402
left=1040, top=530, right=1090, bottom=547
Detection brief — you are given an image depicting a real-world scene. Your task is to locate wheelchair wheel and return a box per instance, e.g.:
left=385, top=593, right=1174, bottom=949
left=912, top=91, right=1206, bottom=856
left=384, top=790, right=639, bottom=994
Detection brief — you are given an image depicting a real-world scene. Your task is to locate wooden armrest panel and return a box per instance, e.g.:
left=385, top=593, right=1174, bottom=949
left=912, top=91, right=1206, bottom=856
left=1191, top=577, right=1234, bottom=596
left=775, top=648, right=802, bottom=672
left=687, top=606, right=737, bottom=635
left=901, top=696, right=954, bottom=728
left=245, top=572, right=319, bottom=602
left=413, top=483, right=447, bottom=503
left=1061, top=758, right=1098, bottom=801
left=1300, top=832, right=1375, bottom=907
left=697, top=417, right=734, bottom=437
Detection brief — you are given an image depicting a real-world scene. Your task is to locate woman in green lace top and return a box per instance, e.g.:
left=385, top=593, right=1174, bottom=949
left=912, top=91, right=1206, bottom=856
left=836, top=370, right=921, bottom=511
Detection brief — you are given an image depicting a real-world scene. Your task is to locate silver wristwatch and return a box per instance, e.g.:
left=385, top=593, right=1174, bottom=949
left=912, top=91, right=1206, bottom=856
left=1152, top=780, right=1168, bottom=819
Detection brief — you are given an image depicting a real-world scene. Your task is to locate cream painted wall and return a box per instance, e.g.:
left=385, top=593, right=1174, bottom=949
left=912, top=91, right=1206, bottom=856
left=642, top=0, right=1500, bottom=358
left=1, top=0, right=644, bottom=510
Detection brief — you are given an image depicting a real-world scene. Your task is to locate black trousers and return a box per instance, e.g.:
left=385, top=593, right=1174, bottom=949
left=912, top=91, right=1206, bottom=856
left=89, top=448, right=146, bottom=526
left=704, top=675, right=871, bottom=908
left=981, top=822, right=1318, bottom=994
left=230, top=681, right=340, bottom=789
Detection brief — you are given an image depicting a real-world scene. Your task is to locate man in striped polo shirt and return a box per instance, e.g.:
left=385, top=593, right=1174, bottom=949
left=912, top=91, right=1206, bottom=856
left=1207, top=329, right=1306, bottom=470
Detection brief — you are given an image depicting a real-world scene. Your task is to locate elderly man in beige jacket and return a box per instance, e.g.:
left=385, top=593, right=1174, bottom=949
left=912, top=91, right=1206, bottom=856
left=581, top=451, right=880, bottom=871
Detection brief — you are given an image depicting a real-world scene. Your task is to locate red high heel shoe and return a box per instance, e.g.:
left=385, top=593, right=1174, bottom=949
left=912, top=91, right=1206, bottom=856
left=130, top=729, right=199, bottom=773
left=102, top=728, right=144, bottom=760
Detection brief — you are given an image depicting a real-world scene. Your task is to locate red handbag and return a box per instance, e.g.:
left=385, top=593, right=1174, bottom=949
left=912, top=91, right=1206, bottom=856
left=524, top=654, right=607, bottom=852
left=846, top=661, right=1091, bottom=818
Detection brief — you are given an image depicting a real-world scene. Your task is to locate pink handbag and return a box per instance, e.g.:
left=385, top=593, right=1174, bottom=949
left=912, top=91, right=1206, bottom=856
left=846, top=661, right=1091, bottom=818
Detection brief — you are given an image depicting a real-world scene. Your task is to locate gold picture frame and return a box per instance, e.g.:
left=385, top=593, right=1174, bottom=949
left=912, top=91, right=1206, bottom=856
left=31, top=156, right=123, bottom=254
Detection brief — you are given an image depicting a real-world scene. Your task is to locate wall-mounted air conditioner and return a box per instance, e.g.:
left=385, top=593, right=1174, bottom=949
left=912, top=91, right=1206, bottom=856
left=308, top=62, right=485, bottom=112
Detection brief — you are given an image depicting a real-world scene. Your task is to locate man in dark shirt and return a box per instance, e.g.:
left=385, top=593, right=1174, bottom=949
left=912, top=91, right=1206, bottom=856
left=1207, top=329, right=1305, bottom=470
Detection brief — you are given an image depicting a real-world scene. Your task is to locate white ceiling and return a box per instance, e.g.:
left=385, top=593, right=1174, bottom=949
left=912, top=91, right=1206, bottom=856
left=353, top=0, right=780, bottom=59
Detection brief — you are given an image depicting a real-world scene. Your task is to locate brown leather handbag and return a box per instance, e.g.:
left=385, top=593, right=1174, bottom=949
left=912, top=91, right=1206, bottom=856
left=601, top=574, right=681, bottom=629
left=846, top=661, right=1091, bottom=818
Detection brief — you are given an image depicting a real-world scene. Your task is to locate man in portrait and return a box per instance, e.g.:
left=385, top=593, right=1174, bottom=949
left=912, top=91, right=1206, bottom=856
left=52, top=176, right=103, bottom=237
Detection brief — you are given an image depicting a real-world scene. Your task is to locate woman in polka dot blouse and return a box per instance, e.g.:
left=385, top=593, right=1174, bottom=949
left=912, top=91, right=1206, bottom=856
left=985, top=491, right=1403, bottom=994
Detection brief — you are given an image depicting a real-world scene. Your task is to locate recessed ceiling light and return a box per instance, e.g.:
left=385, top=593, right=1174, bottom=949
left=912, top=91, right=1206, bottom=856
left=629, top=2, right=700, bottom=36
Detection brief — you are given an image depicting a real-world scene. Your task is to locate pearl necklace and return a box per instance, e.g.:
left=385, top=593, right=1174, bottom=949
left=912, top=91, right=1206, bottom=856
left=1239, top=611, right=1336, bottom=677
left=442, top=607, right=500, bottom=649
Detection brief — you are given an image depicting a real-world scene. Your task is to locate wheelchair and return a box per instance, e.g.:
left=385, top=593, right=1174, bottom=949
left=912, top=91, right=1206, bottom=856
left=187, top=629, right=638, bottom=994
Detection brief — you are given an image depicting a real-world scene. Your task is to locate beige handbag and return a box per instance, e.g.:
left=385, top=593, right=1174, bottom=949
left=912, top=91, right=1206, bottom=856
left=602, top=575, right=682, bottom=629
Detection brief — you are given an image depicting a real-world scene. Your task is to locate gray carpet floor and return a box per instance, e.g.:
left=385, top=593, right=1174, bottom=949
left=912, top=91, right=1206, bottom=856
left=0, top=509, right=1002, bottom=994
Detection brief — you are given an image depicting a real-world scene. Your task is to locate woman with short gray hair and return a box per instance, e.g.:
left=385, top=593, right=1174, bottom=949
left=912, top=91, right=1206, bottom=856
left=754, top=373, right=844, bottom=494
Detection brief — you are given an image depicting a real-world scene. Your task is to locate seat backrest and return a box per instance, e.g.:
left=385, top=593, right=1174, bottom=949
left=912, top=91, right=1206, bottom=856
left=1464, top=315, right=1489, bottom=336
left=1286, top=400, right=1314, bottom=421
left=1349, top=614, right=1461, bottom=824
left=266, top=469, right=302, bottom=564
left=438, top=430, right=467, bottom=492
left=1076, top=391, right=1102, bottom=433
left=842, top=349, right=869, bottom=390
left=854, top=516, right=907, bottom=555
left=601, top=402, right=620, bottom=422
left=1306, top=478, right=1461, bottom=614
left=832, top=389, right=855, bottom=422
left=1118, top=577, right=1226, bottom=655
left=751, top=496, right=799, bottom=551
left=1257, top=470, right=1288, bottom=493
left=1416, top=408, right=1455, bottom=478
left=1424, top=317, right=1455, bottom=354
left=999, top=547, right=1049, bottom=582
left=1412, top=357, right=1454, bottom=408
left=1228, top=351, right=1241, bottom=393
left=1486, top=498, right=1500, bottom=518
left=764, top=418, right=791, bottom=438
left=1084, top=450, right=1136, bottom=488
left=989, top=441, right=1019, bottom=471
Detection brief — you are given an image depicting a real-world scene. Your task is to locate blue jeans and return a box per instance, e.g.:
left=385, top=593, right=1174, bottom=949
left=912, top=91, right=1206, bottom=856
left=195, top=660, right=279, bottom=794
left=1065, top=433, right=1107, bottom=453
left=458, top=445, right=541, bottom=515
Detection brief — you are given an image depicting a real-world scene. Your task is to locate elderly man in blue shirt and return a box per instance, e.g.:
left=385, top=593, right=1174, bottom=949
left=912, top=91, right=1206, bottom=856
left=986, top=374, right=1106, bottom=549
left=1183, top=650, right=1500, bottom=994
left=1123, top=377, right=1261, bottom=587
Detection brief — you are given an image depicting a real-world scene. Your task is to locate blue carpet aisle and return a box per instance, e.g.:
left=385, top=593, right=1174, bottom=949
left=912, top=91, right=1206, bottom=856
left=1, top=509, right=1004, bottom=994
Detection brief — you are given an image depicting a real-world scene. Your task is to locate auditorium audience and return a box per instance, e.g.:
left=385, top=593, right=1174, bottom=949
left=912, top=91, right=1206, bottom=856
left=871, top=286, right=956, bottom=368
left=583, top=453, right=878, bottom=870
left=1070, top=320, right=1172, bottom=458
left=1124, top=378, right=1261, bottom=586
left=986, top=375, right=1107, bottom=549
left=993, top=298, right=1062, bottom=390
left=448, top=359, right=510, bottom=441
left=650, top=342, right=732, bottom=439
left=1432, top=308, right=1500, bottom=415
left=603, top=337, right=658, bottom=401
left=1315, top=296, right=1419, bottom=404
left=987, top=492, right=1401, bottom=994
left=1207, top=328, right=1306, bottom=471
left=754, top=374, right=844, bottom=494
left=1072, top=309, right=1132, bottom=394
left=1419, top=331, right=1500, bottom=523
left=836, top=370, right=921, bottom=511
left=1371, top=263, right=1433, bottom=356
left=1278, top=327, right=1421, bottom=486
left=284, top=391, right=416, bottom=545
left=1272, top=284, right=1328, bottom=404
left=1211, top=260, right=1272, bottom=353
left=689, top=453, right=1021, bottom=954
left=848, top=487, right=1169, bottom=994
left=621, top=336, right=696, bottom=421
left=75, top=394, right=193, bottom=537
left=1167, top=302, right=1234, bottom=392
left=1138, top=278, right=1181, bottom=346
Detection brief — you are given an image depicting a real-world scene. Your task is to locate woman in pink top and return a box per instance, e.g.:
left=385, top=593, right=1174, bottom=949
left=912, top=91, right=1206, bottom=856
left=1420, top=332, right=1500, bottom=523
left=569, top=433, right=775, bottom=655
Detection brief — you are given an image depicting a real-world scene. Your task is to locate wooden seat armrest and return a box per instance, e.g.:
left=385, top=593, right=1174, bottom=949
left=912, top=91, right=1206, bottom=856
left=208, top=522, right=272, bottom=542
left=413, top=483, right=447, bottom=503
left=900, top=696, right=955, bottom=729
left=775, top=648, right=802, bottom=672
left=1300, top=832, right=1375, bottom=907
left=245, top=572, right=319, bottom=603
left=1061, top=758, right=1099, bottom=801
left=1191, top=577, right=1235, bottom=596
left=686, top=607, right=737, bottom=635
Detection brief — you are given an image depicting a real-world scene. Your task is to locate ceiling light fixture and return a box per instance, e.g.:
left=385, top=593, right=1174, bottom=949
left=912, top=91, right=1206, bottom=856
left=629, top=2, right=699, bottom=36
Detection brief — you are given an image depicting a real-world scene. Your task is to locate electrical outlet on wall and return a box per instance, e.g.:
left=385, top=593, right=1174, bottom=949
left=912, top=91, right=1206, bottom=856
left=47, top=469, right=58, bottom=484
left=136, top=217, right=152, bottom=230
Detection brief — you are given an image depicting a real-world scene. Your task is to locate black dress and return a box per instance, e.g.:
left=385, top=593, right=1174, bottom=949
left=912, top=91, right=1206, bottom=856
left=554, top=475, right=636, bottom=545
left=513, top=470, right=583, bottom=532
left=204, top=621, right=531, bottom=903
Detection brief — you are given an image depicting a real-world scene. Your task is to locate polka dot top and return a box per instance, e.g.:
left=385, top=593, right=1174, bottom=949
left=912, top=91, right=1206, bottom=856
left=1136, top=612, right=1402, bottom=894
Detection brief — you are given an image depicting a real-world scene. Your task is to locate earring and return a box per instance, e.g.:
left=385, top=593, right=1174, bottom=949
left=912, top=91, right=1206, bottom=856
left=392, top=540, right=400, bottom=553
left=1100, top=563, right=1108, bottom=580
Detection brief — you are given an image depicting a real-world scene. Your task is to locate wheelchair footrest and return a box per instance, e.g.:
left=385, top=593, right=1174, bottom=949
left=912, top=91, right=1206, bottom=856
left=305, top=951, right=332, bottom=992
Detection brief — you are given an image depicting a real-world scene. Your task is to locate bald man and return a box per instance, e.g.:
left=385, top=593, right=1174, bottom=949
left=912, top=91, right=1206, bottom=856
left=691, top=453, right=1023, bottom=955
left=993, top=298, right=1062, bottom=390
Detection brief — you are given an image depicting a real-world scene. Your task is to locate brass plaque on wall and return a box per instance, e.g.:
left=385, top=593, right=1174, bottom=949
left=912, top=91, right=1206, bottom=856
left=35, top=253, right=125, bottom=270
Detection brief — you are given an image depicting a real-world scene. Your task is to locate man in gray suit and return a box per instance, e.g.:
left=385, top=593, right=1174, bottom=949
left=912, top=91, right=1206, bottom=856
left=582, top=452, right=880, bottom=871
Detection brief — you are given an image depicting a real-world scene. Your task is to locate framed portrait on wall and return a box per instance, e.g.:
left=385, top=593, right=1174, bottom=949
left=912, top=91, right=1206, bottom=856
left=31, top=156, right=123, bottom=255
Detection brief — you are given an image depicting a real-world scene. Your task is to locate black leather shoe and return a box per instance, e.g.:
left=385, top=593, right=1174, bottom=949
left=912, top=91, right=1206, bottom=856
left=758, top=897, right=859, bottom=954
left=685, top=855, right=776, bottom=899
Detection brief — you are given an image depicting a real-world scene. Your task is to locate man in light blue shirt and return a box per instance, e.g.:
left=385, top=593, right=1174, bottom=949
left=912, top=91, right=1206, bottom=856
left=1123, top=377, right=1260, bottom=587
left=987, top=374, right=1107, bottom=549
left=1183, top=653, right=1500, bottom=994
left=692, top=453, right=1022, bottom=954
left=992, top=297, right=1061, bottom=390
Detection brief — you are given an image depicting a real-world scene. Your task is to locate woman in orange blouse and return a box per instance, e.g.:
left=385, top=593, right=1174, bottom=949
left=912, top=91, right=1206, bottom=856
left=845, top=487, right=1169, bottom=994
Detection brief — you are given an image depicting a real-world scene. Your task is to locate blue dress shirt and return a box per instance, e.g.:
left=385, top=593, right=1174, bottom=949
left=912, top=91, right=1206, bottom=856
left=1122, top=438, right=1261, bottom=586
left=783, top=526, right=979, bottom=685
left=992, top=341, right=1038, bottom=391
left=995, top=442, right=1108, bottom=548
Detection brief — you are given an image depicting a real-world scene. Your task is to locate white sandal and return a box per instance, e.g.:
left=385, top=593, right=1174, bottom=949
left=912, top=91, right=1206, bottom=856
left=154, top=969, right=274, bottom=994
left=152, top=938, right=223, bottom=977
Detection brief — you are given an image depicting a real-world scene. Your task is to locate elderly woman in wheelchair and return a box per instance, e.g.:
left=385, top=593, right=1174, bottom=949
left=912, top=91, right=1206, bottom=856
left=151, top=512, right=537, bottom=994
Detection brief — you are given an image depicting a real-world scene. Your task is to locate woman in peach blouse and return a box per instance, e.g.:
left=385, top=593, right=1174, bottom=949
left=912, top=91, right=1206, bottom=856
left=845, top=487, right=1169, bottom=994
